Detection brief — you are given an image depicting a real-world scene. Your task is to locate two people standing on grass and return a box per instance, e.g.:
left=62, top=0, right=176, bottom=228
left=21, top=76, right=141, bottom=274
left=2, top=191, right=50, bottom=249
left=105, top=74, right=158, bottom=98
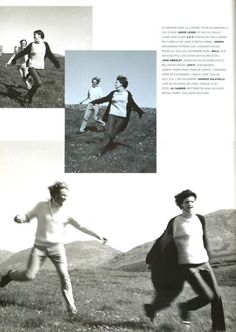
left=9, top=29, right=60, bottom=105
left=89, top=75, right=144, bottom=157
left=0, top=181, right=107, bottom=316
left=79, top=76, right=105, bottom=133
left=144, top=190, right=226, bottom=332
left=6, top=39, right=32, bottom=90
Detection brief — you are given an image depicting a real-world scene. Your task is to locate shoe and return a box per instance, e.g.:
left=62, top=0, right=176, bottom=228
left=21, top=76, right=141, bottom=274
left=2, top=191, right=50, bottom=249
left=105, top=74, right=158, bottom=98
left=143, top=303, right=156, bottom=322
left=79, top=129, right=85, bottom=134
left=178, top=303, right=191, bottom=325
left=0, top=271, right=13, bottom=288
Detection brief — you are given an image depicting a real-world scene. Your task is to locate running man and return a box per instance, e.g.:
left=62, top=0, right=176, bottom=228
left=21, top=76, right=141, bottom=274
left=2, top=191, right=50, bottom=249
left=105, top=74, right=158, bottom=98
left=10, top=30, right=60, bottom=105
left=6, top=39, right=31, bottom=89
left=79, top=76, right=105, bottom=133
left=0, top=181, right=107, bottom=316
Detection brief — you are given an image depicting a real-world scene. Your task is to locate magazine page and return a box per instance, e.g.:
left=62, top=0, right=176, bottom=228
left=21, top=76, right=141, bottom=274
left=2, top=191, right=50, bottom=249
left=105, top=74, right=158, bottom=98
left=0, top=0, right=235, bottom=331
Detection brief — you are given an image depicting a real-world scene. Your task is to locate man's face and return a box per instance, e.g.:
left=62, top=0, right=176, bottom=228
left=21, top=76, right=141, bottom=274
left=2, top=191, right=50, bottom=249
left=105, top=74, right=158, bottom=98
left=53, top=188, right=69, bottom=206
left=34, top=33, right=41, bottom=42
left=181, top=196, right=196, bottom=213
left=115, top=80, right=122, bottom=90
left=20, top=41, right=27, bottom=48
left=92, top=79, right=98, bottom=87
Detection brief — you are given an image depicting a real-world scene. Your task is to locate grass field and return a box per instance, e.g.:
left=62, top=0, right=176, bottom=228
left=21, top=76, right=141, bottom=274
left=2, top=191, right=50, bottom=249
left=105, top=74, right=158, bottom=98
left=65, top=105, right=156, bottom=173
left=0, top=53, right=64, bottom=108
left=0, top=266, right=235, bottom=332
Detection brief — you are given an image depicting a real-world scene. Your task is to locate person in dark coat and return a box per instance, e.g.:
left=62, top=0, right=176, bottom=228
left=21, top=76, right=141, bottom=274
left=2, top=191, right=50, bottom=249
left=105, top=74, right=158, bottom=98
left=90, top=75, right=144, bottom=157
left=144, top=189, right=226, bottom=332
left=10, top=29, right=60, bottom=105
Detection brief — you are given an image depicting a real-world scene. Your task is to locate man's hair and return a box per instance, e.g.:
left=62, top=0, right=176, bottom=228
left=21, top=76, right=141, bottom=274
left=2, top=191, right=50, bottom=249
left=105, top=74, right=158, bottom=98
left=48, top=181, right=69, bottom=198
left=117, top=75, right=128, bottom=88
left=20, top=39, right=27, bottom=45
left=92, top=76, right=101, bottom=84
left=34, top=30, right=45, bottom=39
left=174, top=189, right=197, bottom=209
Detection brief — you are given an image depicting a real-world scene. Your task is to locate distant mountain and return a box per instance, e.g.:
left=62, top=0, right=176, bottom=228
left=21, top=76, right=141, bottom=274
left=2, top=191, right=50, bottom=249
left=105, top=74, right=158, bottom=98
left=0, top=241, right=121, bottom=272
left=105, top=209, right=236, bottom=272
left=0, top=250, right=13, bottom=265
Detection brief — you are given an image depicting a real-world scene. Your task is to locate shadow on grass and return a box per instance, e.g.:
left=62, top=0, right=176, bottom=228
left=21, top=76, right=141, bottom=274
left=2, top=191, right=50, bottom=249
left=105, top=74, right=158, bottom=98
left=0, top=297, right=44, bottom=310
left=0, top=82, right=27, bottom=106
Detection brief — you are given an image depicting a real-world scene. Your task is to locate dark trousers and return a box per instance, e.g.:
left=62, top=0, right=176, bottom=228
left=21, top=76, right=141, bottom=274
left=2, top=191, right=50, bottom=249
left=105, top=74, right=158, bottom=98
left=181, top=263, right=225, bottom=330
left=106, top=114, right=126, bottom=141
left=27, top=67, right=42, bottom=101
left=150, top=263, right=225, bottom=331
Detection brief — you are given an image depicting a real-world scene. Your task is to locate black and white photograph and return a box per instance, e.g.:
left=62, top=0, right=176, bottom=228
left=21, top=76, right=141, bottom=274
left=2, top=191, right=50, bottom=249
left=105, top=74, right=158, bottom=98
left=65, top=50, right=156, bottom=173
left=0, top=0, right=235, bottom=331
left=0, top=6, right=92, bottom=108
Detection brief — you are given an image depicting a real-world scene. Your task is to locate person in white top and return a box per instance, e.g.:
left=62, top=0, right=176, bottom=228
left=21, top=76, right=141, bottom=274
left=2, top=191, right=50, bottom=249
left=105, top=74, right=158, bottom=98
left=10, top=30, right=60, bottom=106
left=79, top=77, right=105, bottom=133
left=144, top=190, right=225, bottom=332
left=90, top=75, right=144, bottom=157
left=0, top=181, right=107, bottom=316
left=6, top=39, right=31, bottom=89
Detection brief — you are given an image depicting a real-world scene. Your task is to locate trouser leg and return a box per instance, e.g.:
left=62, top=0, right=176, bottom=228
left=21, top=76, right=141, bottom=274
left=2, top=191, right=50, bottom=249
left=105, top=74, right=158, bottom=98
left=10, top=246, right=46, bottom=281
left=48, top=243, right=77, bottom=314
left=26, top=68, right=42, bottom=101
left=93, top=105, right=105, bottom=126
left=80, top=105, right=93, bottom=131
left=183, top=265, right=225, bottom=330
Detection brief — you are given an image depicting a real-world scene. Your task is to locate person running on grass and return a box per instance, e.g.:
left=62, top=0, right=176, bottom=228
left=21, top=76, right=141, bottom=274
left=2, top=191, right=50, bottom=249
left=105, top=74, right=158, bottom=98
left=90, top=75, right=144, bottom=158
left=6, top=39, right=31, bottom=90
left=10, top=29, right=60, bottom=105
left=0, top=181, right=107, bottom=316
left=144, top=189, right=226, bottom=332
left=79, top=76, right=105, bottom=133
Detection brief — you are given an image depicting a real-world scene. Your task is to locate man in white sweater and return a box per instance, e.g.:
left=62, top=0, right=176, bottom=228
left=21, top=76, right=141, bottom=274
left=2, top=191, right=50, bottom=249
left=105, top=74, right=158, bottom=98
left=0, top=181, right=107, bottom=316
left=79, top=76, right=105, bottom=133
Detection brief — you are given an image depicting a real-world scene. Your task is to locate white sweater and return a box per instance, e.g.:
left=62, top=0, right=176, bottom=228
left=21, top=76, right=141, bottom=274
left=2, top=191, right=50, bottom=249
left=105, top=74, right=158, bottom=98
left=173, top=212, right=209, bottom=264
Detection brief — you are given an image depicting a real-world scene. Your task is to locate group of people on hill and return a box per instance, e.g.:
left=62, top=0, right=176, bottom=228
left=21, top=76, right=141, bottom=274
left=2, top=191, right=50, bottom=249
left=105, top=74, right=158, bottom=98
left=0, top=184, right=226, bottom=331
left=6, top=29, right=60, bottom=106
left=78, top=75, right=144, bottom=158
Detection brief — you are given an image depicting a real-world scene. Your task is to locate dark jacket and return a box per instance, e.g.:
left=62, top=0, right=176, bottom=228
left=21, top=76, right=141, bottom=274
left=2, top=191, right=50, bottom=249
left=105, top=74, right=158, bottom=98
left=91, top=90, right=144, bottom=133
left=11, top=42, right=60, bottom=68
left=146, top=214, right=210, bottom=289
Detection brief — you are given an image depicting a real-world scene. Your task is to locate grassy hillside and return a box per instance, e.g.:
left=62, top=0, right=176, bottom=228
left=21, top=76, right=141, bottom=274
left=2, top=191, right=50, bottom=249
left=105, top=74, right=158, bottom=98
left=0, top=268, right=235, bottom=331
left=0, top=241, right=121, bottom=271
left=65, top=105, right=156, bottom=173
left=0, top=53, right=64, bottom=108
left=105, top=209, right=236, bottom=272
left=0, top=250, right=13, bottom=265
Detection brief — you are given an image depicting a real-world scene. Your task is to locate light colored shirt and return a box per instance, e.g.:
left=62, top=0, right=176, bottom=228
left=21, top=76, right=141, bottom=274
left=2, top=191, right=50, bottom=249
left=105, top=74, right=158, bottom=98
left=28, top=41, right=46, bottom=69
left=82, top=86, right=103, bottom=104
left=109, top=90, right=128, bottom=117
left=26, top=201, right=78, bottom=246
left=173, top=213, right=209, bottom=264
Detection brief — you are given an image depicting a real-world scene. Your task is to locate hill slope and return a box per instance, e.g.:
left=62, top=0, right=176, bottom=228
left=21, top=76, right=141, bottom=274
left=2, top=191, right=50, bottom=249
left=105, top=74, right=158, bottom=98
left=0, top=250, right=13, bottom=265
left=65, top=105, right=156, bottom=173
left=0, top=241, right=121, bottom=272
left=0, top=53, right=64, bottom=108
left=105, top=209, right=236, bottom=272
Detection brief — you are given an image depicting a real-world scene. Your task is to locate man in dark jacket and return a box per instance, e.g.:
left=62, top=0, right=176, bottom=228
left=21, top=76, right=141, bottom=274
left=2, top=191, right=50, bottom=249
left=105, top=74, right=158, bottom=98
left=11, top=30, right=60, bottom=105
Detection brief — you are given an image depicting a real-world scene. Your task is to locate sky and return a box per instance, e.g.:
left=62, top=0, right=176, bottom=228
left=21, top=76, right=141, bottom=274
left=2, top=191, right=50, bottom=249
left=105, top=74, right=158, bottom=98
left=0, top=6, right=92, bottom=55
left=65, top=51, right=156, bottom=108
left=0, top=0, right=235, bottom=254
